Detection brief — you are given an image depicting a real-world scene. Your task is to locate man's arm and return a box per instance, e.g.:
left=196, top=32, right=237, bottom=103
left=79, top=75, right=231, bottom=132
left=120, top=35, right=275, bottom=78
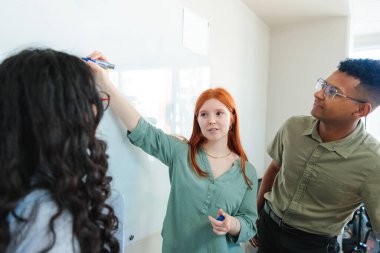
left=257, top=160, right=281, bottom=212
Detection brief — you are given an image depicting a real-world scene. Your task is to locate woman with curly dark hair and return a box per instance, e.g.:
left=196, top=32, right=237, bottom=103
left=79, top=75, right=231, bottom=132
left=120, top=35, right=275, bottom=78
left=0, top=48, right=119, bottom=253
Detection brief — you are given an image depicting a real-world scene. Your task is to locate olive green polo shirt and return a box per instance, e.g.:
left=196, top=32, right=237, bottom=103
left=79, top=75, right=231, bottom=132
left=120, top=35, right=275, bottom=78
left=127, top=118, right=258, bottom=253
left=265, top=115, right=380, bottom=236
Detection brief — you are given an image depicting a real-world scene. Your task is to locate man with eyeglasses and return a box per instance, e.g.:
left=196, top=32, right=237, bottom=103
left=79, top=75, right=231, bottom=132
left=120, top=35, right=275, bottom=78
left=254, top=59, right=380, bottom=253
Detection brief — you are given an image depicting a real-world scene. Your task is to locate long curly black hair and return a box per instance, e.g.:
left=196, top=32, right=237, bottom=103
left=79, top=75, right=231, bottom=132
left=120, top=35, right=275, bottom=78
left=338, top=58, right=380, bottom=108
left=0, top=48, right=119, bottom=252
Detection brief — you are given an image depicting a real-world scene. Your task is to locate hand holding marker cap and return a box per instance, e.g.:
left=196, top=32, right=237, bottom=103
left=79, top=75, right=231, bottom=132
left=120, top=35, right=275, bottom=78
left=82, top=57, right=115, bottom=69
left=217, top=215, right=225, bottom=221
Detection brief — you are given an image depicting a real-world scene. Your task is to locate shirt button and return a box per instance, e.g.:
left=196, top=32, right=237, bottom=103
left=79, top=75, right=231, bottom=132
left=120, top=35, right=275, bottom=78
left=208, top=195, right=210, bottom=198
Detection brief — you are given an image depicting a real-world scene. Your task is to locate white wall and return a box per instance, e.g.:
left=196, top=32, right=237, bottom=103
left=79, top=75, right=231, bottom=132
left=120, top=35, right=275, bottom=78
left=264, top=17, right=350, bottom=167
left=183, top=0, right=270, bottom=175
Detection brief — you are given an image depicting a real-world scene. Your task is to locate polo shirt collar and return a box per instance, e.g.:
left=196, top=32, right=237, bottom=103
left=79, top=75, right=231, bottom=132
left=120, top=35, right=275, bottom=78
left=303, top=118, right=367, bottom=159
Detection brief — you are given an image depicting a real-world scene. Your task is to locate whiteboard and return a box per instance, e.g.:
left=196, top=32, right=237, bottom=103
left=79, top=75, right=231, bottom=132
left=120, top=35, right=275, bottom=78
left=0, top=0, right=210, bottom=245
left=98, top=67, right=209, bottom=244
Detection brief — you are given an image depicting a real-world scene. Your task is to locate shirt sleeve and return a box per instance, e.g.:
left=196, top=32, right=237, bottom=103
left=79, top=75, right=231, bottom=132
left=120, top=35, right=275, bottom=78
left=228, top=164, right=259, bottom=243
left=127, top=117, right=181, bottom=166
left=267, top=119, right=289, bottom=164
left=361, top=171, right=380, bottom=233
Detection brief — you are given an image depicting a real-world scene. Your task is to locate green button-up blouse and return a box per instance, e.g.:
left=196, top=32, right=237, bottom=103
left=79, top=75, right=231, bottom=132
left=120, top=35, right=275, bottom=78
left=127, top=118, right=258, bottom=253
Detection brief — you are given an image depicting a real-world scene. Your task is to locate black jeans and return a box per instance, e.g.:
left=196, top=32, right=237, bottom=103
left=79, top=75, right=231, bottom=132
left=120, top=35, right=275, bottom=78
left=257, top=208, right=340, bottom=253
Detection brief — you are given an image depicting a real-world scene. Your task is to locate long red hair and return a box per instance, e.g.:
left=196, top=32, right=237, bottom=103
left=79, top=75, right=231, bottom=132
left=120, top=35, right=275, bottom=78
left=188, top=87, right=252, bottom=188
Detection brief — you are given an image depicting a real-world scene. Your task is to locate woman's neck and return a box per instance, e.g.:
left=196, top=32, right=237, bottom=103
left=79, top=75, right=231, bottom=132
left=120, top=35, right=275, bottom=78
left=203, top=141, right=230, bottom=156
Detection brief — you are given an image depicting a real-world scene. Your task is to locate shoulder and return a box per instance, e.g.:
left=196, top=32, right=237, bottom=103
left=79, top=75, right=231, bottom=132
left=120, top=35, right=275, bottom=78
left=8, top=190, right=78, bottom=253
left=11, top=189, right=72, bottom=231
left=362, top=133, right=380, bottom=161
left=284, top=115, right=315, bottom=127
left=279, top=115, right=315, bottom=135
left=363, top=132, right=380, bottom=149
left=12, top=190, right=55, bottom=219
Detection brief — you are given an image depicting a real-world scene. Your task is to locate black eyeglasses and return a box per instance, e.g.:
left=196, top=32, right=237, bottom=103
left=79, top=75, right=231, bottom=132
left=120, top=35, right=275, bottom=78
left=315, top=78, right=367, bottom=103
left=99, top=91, right=110, bottom=111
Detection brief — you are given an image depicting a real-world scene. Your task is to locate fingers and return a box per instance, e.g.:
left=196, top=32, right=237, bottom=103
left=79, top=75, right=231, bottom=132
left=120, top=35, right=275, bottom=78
left=84, top=51, right=111, bottom=75
left=213, top=228, right=228, bottom=236
left=85, top=60, right=100, bottom=69
left=85, top=60, right=105, bottom=76
left=208, top=211, right=232, bottom=236
left=83, top=56, right=112, bottom=91
left=208, top=216, right=228, bottom=235
left=86, top=50, right=109, bottom=61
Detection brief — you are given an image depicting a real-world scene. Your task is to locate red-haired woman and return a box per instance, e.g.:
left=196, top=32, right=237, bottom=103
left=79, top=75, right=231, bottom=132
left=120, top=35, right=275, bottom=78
left=87, top=51, right=258, bottom=253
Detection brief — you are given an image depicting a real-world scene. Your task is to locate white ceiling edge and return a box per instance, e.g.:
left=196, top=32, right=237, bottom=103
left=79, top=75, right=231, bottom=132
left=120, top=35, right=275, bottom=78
left=241, top=0, right=380, bottom=51
left=242, top=0, right=350, bottom=27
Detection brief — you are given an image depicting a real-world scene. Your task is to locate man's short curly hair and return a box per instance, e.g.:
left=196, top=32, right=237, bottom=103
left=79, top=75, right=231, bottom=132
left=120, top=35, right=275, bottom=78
left=338, top=58, right=380, bottom=109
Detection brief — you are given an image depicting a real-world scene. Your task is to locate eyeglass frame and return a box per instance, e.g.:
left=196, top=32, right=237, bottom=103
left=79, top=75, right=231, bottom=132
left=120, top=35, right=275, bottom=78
left=315, top=78, right=367, bottom=104
left=99, top=91, right=110, bottom=111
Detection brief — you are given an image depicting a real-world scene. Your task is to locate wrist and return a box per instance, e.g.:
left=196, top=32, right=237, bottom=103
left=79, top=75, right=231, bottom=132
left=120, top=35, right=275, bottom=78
left=230, top=216, right=240, bottom=235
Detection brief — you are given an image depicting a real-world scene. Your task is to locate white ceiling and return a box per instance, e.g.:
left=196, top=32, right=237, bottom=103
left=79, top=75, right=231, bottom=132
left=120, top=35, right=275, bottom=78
left=243, top=0, right=380, bottom=35
left=242, top=0, right=350, bottom=27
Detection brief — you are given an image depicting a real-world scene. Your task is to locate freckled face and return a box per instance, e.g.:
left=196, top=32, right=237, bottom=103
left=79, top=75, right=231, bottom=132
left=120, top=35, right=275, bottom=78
left=197, top=98, right=231, bottom=143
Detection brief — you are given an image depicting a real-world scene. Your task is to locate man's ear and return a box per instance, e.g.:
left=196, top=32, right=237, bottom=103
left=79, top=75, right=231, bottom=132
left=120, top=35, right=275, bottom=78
left=355, top=102, right=372, bottom=118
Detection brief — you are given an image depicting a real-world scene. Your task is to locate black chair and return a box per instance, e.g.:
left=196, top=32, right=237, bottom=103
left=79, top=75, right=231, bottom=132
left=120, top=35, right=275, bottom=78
left=342, top=205, right=378, bottom=253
